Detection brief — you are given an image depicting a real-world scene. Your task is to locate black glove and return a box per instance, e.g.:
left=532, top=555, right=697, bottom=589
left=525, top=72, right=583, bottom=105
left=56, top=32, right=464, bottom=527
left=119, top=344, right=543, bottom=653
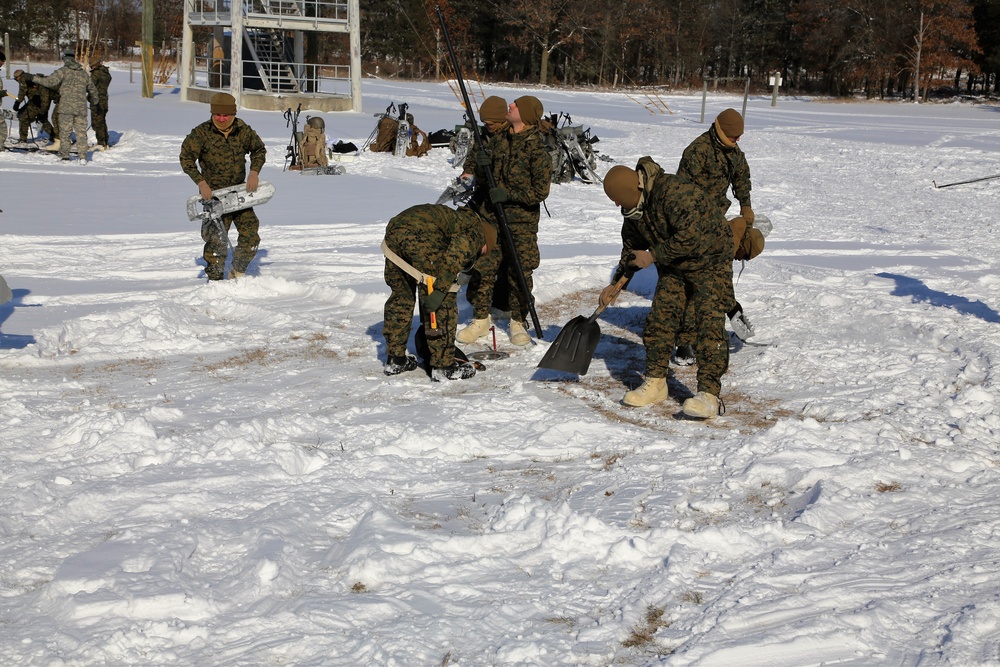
left=423, top=289, right=446, bottom=313
left=489, top=186, right=509, bottom=204
left=474, top=150, right=490, bottom=167
left=12, top=101, right=20, bottom=112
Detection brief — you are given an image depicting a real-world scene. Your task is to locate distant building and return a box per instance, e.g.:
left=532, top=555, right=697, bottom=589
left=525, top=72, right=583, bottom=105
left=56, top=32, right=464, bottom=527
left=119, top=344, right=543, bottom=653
left=180, top=0, right=361, bottom=112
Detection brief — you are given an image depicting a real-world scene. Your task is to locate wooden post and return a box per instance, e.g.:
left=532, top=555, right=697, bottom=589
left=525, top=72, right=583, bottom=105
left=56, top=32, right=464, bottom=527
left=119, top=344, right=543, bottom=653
left=700, top=81, right=708, bottom=123
left=141, top=0, right=154, bottom=97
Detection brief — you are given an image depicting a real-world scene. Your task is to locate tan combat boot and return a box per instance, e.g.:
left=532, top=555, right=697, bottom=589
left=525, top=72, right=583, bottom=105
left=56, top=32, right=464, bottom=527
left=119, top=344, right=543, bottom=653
left=457, top=316, right=492, bottom=344
left=682, top=391, right=721, bottom=419
left=509, top=319, right=531, bottom=346
left=45, top=139, right=61, bottom=152
left=622, top=377, right=667, bottom=407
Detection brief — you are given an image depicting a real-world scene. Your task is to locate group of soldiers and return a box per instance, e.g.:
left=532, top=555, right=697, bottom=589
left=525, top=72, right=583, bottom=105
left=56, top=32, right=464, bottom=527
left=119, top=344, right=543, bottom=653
left=381, top=102, right=759, bottom=420
left=0, top=50, right=112, bottom=160
left=173, top=87, right=758, bottom=419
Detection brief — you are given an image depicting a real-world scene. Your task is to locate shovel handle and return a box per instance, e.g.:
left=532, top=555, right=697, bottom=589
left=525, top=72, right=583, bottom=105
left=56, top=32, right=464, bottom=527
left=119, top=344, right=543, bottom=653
left=593, top=274, right=630, bottom=319
left=426, top=276, right=438, bottom=330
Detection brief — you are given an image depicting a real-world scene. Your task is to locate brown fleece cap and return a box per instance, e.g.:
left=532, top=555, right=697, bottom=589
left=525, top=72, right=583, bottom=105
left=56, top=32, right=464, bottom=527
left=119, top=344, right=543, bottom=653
left=210, top=92, right=238, bottom=115
left=513, top=95, right=543, bottom=126
left=603, top=166, right=641, bottom=209
left=479, top=96, right=507, bottom=124
left=716, top=108, right=744, bottom=138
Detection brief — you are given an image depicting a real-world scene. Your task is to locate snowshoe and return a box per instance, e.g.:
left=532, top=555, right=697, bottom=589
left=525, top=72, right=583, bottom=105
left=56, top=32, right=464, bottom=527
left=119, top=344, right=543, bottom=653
left=672, top=344, right=696, bottom=366
left=384, top=355, right=419, bottom=376
left=728, top=304, right=755, bottom=341
left=431, top=361, right=477, bottom=382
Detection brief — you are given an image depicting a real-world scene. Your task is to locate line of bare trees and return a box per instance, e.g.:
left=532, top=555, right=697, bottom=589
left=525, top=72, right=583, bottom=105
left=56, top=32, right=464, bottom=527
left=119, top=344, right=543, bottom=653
left=366, top=0, right=999, bottom=98
left=4, top=0, right=998, bottom=97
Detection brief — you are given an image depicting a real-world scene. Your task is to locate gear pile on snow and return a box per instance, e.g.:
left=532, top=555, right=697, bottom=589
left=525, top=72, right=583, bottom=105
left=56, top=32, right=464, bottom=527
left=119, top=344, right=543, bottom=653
left=540, top=112, right=609, bottom=184
left=367, top=102, right=431, bottom=157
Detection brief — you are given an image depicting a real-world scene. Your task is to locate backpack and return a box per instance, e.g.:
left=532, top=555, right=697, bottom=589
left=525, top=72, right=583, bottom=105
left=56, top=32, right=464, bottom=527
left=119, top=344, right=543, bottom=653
left=299, top=116, right=329, bottom=169
left=373, top=116, right=398, bottom=153
left=406, top=123, right=431, bottom=157
left=729, top=216, right=765, bottom=260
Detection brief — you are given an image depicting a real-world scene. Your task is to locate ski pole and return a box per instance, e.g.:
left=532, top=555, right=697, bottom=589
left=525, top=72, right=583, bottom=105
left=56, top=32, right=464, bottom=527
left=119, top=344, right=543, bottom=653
left=932, top=173, right=1000, bottom=189
left=436, top=5, right=544, bottom=341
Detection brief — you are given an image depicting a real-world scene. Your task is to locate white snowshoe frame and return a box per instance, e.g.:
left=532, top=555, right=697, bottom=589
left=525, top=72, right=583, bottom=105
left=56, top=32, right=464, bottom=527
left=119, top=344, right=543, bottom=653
left=186, top=181, right=276, bottom=222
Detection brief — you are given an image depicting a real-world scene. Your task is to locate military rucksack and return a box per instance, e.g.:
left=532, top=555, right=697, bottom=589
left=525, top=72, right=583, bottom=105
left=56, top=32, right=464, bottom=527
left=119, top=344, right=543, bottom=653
left=373, top=116, right=398, bottom=153
left=299, top=116, right=329, bottom=169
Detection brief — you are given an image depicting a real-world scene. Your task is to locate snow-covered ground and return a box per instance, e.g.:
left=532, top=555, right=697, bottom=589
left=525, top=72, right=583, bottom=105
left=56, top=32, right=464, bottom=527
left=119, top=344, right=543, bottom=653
left=2, top=63, right=1000, bottom=666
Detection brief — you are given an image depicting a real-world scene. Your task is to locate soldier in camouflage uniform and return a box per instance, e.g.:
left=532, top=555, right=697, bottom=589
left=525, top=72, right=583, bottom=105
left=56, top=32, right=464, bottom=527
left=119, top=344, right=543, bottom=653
left=673, top=108, right=756, bottom=363
left=459, top=95, right=508, bottom=177
left=0, top=52, right=8, bottom=150
left=12, top=69, right=56, bottom=144
left=179, top=93, right=267, bottom=281
left=25, top=52, right=99, bottom=160
left=458, top=95, right=552, bottom=347
left=382, top=204, right=497, bottom=381
left=601, top=158, right=734, bottom=418
left=89, top=55, right=112, bottom=150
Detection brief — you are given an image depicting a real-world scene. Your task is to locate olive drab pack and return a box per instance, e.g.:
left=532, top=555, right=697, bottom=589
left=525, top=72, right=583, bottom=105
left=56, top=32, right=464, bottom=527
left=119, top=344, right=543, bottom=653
left=299, top=116, right=329, bottom=169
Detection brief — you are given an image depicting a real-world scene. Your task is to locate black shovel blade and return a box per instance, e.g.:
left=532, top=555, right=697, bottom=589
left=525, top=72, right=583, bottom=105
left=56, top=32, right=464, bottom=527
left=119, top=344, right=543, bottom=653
left=536, top=315, right=601, bottom=375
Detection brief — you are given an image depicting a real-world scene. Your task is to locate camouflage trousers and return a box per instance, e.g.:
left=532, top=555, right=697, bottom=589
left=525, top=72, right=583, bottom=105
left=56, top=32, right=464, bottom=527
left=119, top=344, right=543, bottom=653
left=56, top=112, right=88, bottom=158
left=383, top=245, right=459, bottom=369
left=201, top=208, right=260, bottom=280
left=466, top=224, right=539, bottom=322
left=92, top=110, right=109, bottom=146
left=18, top=105, right=54, bottom=142
left=676, top=268, right=738, bottom=348
left=644, top=262, right=731, bottom=396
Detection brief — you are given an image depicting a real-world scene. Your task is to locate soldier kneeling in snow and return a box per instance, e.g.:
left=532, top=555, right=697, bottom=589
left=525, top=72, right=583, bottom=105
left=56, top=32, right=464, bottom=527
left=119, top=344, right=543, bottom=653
left=382, top=204, right=497, bottom=382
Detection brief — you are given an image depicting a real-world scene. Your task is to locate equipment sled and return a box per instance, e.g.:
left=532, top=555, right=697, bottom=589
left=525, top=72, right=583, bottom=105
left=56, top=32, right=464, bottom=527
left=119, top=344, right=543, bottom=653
left=186, top=181, right=276, bottom=221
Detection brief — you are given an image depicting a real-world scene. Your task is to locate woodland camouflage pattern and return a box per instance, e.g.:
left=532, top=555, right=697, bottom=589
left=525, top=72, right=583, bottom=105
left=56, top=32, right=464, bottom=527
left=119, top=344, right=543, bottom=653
left=14, top=75, right=54, bottom=142
left=90, top=64, right=112, bottom=146
left=677, top=124, right=752, bottom=213
left=466, top=125, right=552, bottom=322
left=383, top=204, right=487, bottom=369
left=180, top=118, right=267, bottom=279
left=617, top=157, right=734, bottom=396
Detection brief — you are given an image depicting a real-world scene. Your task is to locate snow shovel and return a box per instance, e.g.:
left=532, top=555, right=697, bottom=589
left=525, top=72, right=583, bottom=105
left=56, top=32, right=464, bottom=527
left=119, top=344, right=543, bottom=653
left=537, top=276, right=629, bottom=375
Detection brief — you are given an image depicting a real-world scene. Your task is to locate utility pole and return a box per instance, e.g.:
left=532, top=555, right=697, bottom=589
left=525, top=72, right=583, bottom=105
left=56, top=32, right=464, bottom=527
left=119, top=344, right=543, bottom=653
left=142, top=0, right=154, bottom=98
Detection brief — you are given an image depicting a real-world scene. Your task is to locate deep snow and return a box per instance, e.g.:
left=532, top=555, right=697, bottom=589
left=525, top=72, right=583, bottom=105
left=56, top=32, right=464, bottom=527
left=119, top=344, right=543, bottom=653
left=2, top=63, right=1000, bottom=666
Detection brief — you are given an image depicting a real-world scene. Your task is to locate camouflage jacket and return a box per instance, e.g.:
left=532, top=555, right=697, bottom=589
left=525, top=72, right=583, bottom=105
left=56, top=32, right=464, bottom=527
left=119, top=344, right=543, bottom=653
left=179, top=118, right=267, bottom=190
left=618, top=157, right=733, bottom=274
left=384, top=204, right=487, bottom=289
left=471, top=124, right=552, bottom=225
left=16, top=78, right=51, bottom=109
left=90, top=65, right=111, bottom=109
left=32, top=59, right=98, bottom=116
left=461, top=121, right=508, bottom=174
left=677, top=125, right=752, bottom=214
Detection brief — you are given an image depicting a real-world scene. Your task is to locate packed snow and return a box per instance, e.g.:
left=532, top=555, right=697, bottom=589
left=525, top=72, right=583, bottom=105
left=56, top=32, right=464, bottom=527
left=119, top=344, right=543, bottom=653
left=2, top=63, right=1000, bottom=666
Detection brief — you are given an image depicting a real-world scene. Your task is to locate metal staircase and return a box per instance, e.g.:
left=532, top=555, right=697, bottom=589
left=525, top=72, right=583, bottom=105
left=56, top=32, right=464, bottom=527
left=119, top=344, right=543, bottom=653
left=245, top=29, right=300, bottom=92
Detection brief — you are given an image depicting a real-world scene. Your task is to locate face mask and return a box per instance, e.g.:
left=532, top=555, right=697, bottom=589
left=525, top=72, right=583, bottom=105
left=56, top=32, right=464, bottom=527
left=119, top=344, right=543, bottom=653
left=621, top=190, right=645, bottom=220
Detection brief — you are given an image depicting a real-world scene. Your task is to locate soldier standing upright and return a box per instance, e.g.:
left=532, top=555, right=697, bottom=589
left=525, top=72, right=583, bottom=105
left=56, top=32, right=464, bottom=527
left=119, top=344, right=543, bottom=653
left=12, top=69, right=56, bottom=145
left=600, top=159, right=734, bottom=418
left=179, top=92, right=267, bottom=281
left=457, top=95, right=552, bottom=347
left=89, top=54, right=112, bottom=150
left=672, top=108, right=757, bottom=364
left=23, top=51, right=99, bottom=161
left=0, top=51, right=8, bottom=150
